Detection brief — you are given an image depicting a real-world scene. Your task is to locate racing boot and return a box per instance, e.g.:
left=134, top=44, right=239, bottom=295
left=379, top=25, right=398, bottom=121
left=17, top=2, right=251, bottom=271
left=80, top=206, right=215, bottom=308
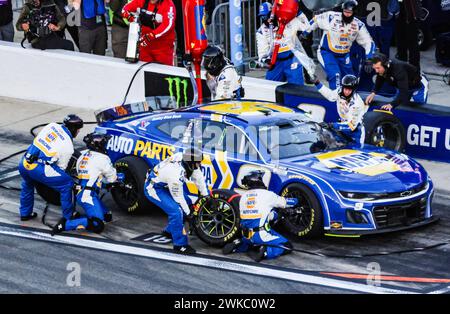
left=173, top=245, right=196, bottom=255
left=249, top=246, right=267, bottom=263
left=104, top=211, right=113, bottom=223
left=222, top=238, right=242, bottom=255
left=51, top=218, right=67, bottom=236
left=20, top=212, right=38, bottom=221
left=161, top=229, right=173, bottom=240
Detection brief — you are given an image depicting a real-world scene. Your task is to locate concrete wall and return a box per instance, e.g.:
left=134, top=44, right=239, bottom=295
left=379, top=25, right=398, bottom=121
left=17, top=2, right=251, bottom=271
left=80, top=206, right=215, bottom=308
left=0, top=42, right=280, bottom=109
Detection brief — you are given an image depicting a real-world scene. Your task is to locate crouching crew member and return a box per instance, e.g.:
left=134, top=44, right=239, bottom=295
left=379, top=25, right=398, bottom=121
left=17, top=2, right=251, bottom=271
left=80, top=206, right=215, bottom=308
left=314, top=74, right=367, bottom=147
left=18, top=115, right=83, bottom=221
left=202, top=45, right=245, bottom=101
left=144, top=148, right=208, bottom=254
left=222, top=171, right=298, bottom=262
left=52, top=132, right=123, bottom=235
left=365, top=53, right=429, bottom=111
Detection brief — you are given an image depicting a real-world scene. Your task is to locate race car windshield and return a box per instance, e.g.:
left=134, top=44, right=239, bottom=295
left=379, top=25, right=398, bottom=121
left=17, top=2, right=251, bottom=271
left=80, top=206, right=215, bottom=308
left=258, top=120, right=349, bottom=160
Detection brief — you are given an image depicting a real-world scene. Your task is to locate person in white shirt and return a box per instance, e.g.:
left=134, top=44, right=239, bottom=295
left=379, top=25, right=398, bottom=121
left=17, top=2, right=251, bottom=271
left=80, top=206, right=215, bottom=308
left=304, top=0, right=376, bottom=89
left=52, top=132, right=124, bottom=235
left=18, top=114, right=83, bottom=221
left=202, top=45, right=245, bottom=101
left=144, top=147, right=208, bottom=254
left=256, top=1, right=315, bottom=85
left=314, top=74, right=368, bottom=146
left=222, top=171, right=298, bottom=262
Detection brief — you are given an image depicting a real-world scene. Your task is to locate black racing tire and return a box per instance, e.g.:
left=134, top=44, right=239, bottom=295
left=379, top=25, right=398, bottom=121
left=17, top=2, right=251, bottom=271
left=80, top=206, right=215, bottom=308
left=192, top=189, right=241, bottom=247
left=111, top=156, right=154, bottom=214
left=35, top=150, right=81, bottom=206
left=280, top=183, right=323, bottom=238
left=418, top=25, right=433, bottom=51
left=363, top=111, right=406, bottom=152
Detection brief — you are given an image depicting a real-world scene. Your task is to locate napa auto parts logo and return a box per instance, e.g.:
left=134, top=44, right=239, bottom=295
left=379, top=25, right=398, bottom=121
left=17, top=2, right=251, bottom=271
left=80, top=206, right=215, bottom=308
left=165, top=77, right=188, bottom=106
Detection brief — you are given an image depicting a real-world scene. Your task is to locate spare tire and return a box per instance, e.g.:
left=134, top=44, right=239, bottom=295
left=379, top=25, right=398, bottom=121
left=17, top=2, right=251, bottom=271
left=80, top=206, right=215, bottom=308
left=111, top=156, right=154, bottom=214
left=35, top=150, right=81, bottom=206
left=363, top=110, right=406, bottom=152
left=192, top=189, right=241, bottom=247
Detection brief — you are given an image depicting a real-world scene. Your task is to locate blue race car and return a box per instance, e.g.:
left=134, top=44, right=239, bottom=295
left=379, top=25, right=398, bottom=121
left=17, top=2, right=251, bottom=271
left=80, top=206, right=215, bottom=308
left=94, top=97, right=436, bottom=243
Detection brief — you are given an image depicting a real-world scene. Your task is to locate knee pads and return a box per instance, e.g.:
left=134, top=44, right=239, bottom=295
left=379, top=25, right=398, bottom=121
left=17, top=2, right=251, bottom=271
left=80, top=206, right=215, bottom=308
left=87, top=217, right=105, bottom=234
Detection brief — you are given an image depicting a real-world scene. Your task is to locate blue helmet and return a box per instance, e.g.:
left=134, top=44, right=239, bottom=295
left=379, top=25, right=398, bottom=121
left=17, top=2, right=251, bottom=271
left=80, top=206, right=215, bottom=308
left=258, top=2, right=272, bottom=17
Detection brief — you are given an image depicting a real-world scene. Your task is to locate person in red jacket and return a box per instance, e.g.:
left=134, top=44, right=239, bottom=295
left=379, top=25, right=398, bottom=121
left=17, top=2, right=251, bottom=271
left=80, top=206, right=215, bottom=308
left=122, top=0, right=176, bottom=65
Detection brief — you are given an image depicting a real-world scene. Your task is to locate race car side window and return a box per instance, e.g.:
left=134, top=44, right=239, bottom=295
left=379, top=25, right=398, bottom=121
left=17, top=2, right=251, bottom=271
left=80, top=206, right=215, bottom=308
left=155, top=119, right=191, bottom=141
left=201, top=120, right=261, bottom=161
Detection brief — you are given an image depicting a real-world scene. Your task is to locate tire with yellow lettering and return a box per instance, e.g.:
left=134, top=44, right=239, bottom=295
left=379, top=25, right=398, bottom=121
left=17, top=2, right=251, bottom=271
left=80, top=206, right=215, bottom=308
left=111, top=156, right=154, bottom=214
left=35, top=150, right=80, bottom=206
left=192, top=189, right=241, bottom=247
left=280, top=183, right=323, bottom=238
left=363, top=111, right=406, bottom=152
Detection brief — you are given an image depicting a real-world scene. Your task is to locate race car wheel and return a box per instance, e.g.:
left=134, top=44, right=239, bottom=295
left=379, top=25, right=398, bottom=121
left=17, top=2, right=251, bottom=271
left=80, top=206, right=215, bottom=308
left=111, top=156, right=154, bottom=214
left=280, top=183, right=323, bottom=238
left=35, top=150, right=81, bottom=206
left=192, top=189, right=241, bottom=247
left=363, top=111, right=406, bottom=152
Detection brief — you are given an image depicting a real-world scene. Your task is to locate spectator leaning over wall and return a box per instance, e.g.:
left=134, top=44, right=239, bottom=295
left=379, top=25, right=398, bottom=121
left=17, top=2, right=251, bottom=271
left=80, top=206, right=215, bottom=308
left=109, top=0, right=130, bottom=58
left=73, top=0, right=107, bottom=55
left=17, top=0, right=74, bottom=50
left=0, top=0, right=14, bottom=42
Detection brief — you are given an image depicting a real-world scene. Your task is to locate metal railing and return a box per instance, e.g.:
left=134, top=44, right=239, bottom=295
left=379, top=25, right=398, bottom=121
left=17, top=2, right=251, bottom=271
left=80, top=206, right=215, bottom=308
left=208, top=0, right=264, bottom=64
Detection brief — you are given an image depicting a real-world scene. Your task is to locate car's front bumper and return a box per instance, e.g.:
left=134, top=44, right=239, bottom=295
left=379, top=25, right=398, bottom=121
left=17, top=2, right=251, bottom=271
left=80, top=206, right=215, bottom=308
left=324, top=215, right=440, bottom=237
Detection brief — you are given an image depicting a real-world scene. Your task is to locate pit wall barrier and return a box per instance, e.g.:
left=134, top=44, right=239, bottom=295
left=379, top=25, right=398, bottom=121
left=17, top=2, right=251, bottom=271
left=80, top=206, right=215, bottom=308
left=1, top=41, right=448, bottom=163
left=275, top=84, right=450, bottom=163
left=0, top=41, right=281, bottom=110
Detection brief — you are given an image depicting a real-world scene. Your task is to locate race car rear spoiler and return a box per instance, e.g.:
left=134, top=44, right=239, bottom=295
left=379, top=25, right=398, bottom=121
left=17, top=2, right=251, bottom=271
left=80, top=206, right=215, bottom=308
left=95, top=96, right=178, bottom=123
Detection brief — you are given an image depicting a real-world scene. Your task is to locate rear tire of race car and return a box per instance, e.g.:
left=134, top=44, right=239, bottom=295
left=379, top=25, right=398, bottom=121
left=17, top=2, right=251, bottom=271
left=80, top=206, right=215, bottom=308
left=192, top=189, right=241, bottom=247
left=280, top=183, right=323, bottom=238
left=35, top=150, right=81, bottom=206
left=111, top=156, right=154, bottom=214
left=363, top=111, right=406, bottom=152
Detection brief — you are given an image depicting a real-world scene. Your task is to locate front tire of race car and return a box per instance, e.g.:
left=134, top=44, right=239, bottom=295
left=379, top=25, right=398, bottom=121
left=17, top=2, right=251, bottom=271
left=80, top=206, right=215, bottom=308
left=280, top=183, right=323, bottom=238
left=363, top=111, right=406, bottom=152
left=35, top=150, right=81, bottom=206
left=111, top=156, right=154, bottom=214
left=192, top=189, right=241, bottom=247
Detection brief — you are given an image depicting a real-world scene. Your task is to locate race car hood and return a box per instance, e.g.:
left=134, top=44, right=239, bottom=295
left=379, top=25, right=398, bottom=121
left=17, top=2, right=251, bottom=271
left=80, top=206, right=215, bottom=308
left=278, top=147, right=428, bottom=193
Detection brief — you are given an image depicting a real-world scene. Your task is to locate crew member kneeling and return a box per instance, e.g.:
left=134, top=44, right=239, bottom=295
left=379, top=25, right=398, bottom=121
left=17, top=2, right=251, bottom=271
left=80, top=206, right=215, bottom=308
left=222, top=171, right=298, bottom=262
left=18, top=115, right=83, bottom=221
left=52, top=133, right=123, bottom=235
left=144, top=148, right=208, bottom=254
left=314, top=74, right=367, bottom=147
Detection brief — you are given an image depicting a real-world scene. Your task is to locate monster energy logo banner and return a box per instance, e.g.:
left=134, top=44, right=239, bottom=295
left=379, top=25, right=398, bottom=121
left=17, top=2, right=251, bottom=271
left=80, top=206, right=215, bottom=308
left=166, top=78, right=189, bottom=105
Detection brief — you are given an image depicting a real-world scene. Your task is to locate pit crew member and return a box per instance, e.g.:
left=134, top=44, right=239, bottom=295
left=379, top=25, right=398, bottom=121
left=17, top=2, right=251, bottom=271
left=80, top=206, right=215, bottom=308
left=256, top=1, right=316, bottom=85
left=202, top=45, right=245, bottom=101
left=18, top=114, right=83, bottom=221
left=222, top=171, right=298, bottom=262
left=304, top=0, right=376, bottom=89
left=52, top=132, right=124, bottom=235
left=122, top=0, right=176, bottom=65
left=365, top=52, right=429, bottom=111
left=314, top=74, right=367, bottom=146
left=144, top=148, right=208, bottom=254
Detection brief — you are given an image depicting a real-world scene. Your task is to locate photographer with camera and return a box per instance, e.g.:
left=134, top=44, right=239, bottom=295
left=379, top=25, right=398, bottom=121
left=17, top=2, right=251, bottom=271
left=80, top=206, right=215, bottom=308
left=16, top=0, right=74, bottom=50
